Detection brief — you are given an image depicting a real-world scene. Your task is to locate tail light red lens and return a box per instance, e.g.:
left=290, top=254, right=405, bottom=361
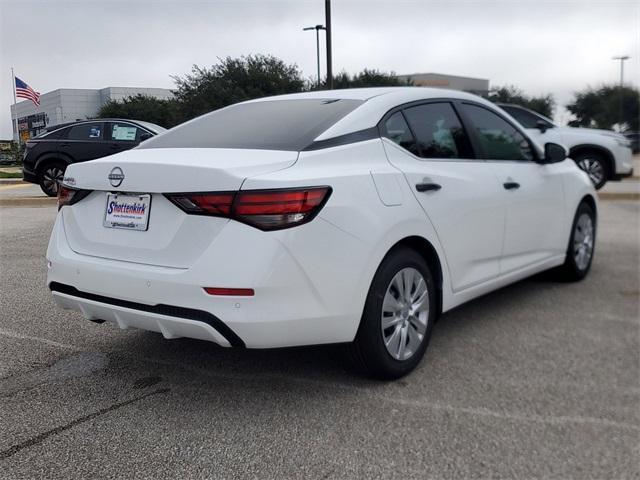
left=57, top=185, right=91, bottom=210
left=166, top=186, right=331, bottom=231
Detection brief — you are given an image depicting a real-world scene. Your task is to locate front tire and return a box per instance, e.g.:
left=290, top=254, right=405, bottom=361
left=555, top=201, right=596, bottom=281
left=39, top=161, right=66, bottom=197
left=349, top=247, right=437, bottom=379
left=574, top=152, right=608, bottom=190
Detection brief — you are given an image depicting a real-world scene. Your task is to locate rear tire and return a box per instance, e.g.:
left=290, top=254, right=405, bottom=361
left=555, top=201, right=596, bottom=281
left=349, top=247, right=437, bottom=379
left=574, top=152, right=608, bottom=190
left=39, top=161, right=66, bottom=197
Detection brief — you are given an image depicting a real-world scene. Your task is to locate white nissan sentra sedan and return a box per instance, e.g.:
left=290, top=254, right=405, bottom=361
left=47, top=87, right=596, bottom=378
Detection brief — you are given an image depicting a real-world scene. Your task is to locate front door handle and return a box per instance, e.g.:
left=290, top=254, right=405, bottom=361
left=503, top=182, right=520, bottom=190
left=416, top=182, right=442, bottom=192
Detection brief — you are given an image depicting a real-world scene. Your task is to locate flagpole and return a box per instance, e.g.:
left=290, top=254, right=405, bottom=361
left=11, top=67, right=20, bottom=145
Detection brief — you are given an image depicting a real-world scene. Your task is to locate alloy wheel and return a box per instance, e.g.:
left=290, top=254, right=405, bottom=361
left=577, top=158, right=605, bottom=187
left=381, top=267, right=429, bottom=361
left=573, top=213, right=594, bottom=271
left=42, top=166, right=64, bottom=195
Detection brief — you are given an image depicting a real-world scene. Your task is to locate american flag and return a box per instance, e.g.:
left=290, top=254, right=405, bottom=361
left=15, top=77, right=40, bottom=106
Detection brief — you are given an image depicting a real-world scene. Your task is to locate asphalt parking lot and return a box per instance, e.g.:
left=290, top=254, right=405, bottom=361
left=0, top=200, right=638, bottom=479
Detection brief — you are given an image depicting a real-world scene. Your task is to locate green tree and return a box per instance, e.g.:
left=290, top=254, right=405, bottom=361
left=566, top=85, right=639, bottom=131
left=99, top=94, right=179, bottom=128
left=172, top=54, right=306, bottom=122
left=331, top=69, right=412, bottom=89
left=485, top=85, right=555, bottom=118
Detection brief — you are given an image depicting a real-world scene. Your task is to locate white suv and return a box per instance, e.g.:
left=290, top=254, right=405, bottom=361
left=498, top=104, right=634, bottom=189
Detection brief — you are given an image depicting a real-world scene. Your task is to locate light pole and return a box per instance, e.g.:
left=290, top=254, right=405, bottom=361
left=325, top=0, right=333, bottom=89
left=612, top=55, right=630, bottom=131
left=303, top=24, right=326, bottom=88
left=612, top=55, right=630, bottom=86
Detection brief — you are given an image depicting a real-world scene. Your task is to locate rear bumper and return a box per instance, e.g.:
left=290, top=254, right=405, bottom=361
left=22, top=166, right=37, bottom=183
left=46, top=210, right=367, bottom=348
left=52, top=289, right=237, bottom=347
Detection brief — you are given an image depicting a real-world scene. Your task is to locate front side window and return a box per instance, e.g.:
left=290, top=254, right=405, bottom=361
left=381, top=112, right=419, bottom=156
left=109, top=122, right=140, bottom=142
left=65, top=123, right=103, bottom=141
left=461, top=104, right=534, bottom=161
left=403, top=103, right=473, bottom=159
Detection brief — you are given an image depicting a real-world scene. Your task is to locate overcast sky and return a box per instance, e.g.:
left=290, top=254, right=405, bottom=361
left=0, top=0, right=638, bottom=137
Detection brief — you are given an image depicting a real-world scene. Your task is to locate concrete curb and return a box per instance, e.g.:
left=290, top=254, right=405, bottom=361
left=597, top=192, right=640, bottom=201
left=0, top=197, right=57, bottom=207
left=0, top=179, right=26, bottom=185
left=0, top=192, right=636, bottom=207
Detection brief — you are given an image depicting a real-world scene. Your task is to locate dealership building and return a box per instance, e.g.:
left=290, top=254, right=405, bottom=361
left=10, top=86, right=173, bottom=141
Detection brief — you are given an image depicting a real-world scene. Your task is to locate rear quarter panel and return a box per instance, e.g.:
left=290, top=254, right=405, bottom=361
left=241, top=139, right=452, bottom=339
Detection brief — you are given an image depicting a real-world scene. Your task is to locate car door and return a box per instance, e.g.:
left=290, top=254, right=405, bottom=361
left=106, top=121, right=145, bottom=156
left=458, top=103, right=566, bottom=274
left=59, top=122, right=110, bottom=162
left=381, top=102, right=505, bottom=292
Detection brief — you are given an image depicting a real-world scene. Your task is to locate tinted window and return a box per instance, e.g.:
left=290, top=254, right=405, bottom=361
left=65, top=123, right=103, bottom=141
left=109, top=122, right=141, bottom=142
left=381, top=112, right=419, bottom=156
left=501, top=106, right=553, bottom=129
left=139, top=99, right=363, bottom=151
left=462, top=104, right=534, bottom=161
left=403, top=103, right=473, bottom=159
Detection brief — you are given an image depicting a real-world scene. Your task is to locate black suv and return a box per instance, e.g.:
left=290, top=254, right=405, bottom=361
left=22, top=119, right=165, bottom=196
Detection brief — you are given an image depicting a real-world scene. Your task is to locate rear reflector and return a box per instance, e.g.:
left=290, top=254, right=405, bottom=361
left=166, top=186, right=331, bottom=231
left=204, top=287, right=255, bottom=296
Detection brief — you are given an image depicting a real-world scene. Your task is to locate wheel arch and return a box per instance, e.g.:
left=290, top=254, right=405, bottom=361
left=580, top=194, right=597, bottom=222
left=569, top=144, right=615, bottom=179
left=35, top=152, right=72, bottom=176
left=386, top=235, right=444, bottom=317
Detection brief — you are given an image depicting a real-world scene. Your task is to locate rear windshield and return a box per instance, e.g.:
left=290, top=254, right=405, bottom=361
left=138, top=98, right=363, bottom=151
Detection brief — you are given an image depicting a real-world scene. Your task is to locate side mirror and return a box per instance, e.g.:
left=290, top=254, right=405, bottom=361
left=139, top=132, right=152, bottom=142
left=542, top=142, right=567, bottom=164
left=536, top=120, right=549, bottom=133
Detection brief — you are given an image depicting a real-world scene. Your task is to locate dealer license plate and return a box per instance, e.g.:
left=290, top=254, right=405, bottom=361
left=103, top=193, right=151, bottom=231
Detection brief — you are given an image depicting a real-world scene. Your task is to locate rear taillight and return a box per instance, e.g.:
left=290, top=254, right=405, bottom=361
left=165, top=186, right=331, bottom=231
left=57, top=185, right=91, bottom=210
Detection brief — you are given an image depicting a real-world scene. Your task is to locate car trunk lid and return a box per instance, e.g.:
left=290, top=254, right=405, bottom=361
left=61, top=148, right=298, bottom=268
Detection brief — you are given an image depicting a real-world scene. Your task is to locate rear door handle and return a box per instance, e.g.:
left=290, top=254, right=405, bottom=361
left=415, top=182, right=442, bottom=192
left=503, top=182, right=520, bottom=190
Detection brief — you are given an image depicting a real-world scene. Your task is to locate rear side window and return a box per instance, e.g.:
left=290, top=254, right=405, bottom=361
left=381, top=112, right=419, bottom=156
left=139, top=99, right=364, bottom=151
left=403, top=103, right=473, bottom=159
left=501, top=105, right=553, bottom=130
left=109, top=122, right=141, bottom=142
left=461, top=104, right=534, bottom=161
left=65, top=123, right=103, bottom=141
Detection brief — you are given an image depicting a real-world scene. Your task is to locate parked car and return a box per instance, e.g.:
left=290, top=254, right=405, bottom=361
left=48, top=88, right=596, bottom=379
left=23, top=119, right=166, bottom=196
left=497, top=103, right=634, bottom=189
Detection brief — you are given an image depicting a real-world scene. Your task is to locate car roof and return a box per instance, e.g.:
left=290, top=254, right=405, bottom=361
left=245, top=87, right=493, bottom=141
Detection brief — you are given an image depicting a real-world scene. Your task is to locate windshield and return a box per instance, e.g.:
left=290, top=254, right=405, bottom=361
left=138, top=98, right=363, bottom=151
